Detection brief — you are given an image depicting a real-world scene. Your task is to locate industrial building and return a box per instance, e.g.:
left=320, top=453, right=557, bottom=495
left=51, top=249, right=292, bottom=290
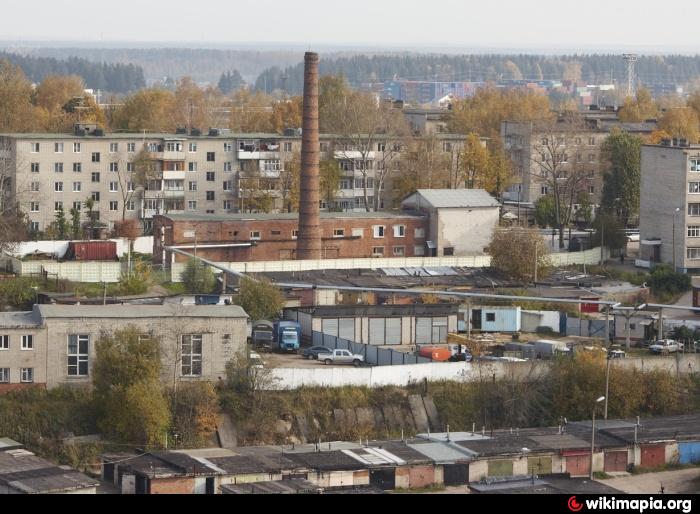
left=0, top=304, right=248, bottom=390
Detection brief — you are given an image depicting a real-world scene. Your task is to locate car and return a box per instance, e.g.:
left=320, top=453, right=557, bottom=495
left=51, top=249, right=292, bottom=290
left=317, top=349, right=365, bottom=367
left=300, top=345, right=330, bottom=360
left=608, top=350, right=626, bottom=359
left=649, top=340, right=683, bottom=354
left=249, top=352, right=264, bottom=369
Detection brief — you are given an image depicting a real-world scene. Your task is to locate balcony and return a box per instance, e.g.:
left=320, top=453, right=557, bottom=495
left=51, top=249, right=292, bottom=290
left=238, top=150, right=280, bottom=160
left=163, top=170, right=186, bottom=180
left=155, top=151, right=186, bottom=161
left=334, top=151, right=375, bottom=160
left=163, top=189, right=185, bottom=198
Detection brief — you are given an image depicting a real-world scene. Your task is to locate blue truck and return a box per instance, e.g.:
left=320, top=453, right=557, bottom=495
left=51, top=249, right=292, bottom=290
left=251, top=320, right=301, bottom=352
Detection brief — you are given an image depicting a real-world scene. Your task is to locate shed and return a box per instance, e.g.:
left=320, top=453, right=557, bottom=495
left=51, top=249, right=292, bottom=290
left=64, top=241, right=118, bottom=261
left=466, top=306, right=521, bottom=333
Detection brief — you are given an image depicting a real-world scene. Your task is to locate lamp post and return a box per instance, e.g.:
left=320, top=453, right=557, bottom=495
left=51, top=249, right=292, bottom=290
left=590, top=396, right=606, bottom=480
left=604, top=354, right=611, bottom=420
left=672, top=208, right=681, bottom=272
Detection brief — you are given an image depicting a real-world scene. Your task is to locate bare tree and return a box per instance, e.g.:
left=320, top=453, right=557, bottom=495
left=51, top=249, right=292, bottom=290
left=0, top=139, right=31, bottom=251
left=530, top=114, right=589, bottom=249
left=114, top=146, right=157, bottom=222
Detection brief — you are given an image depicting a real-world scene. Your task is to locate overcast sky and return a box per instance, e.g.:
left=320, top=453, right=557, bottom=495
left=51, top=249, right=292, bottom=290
left=2, top=0, right=699, bottom=52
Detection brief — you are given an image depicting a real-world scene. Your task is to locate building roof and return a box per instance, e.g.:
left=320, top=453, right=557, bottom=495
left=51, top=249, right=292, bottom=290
left=221, top=479, right=320, bottom=494
left=406, top=441, right=475, bottom=463
left=288, top=303, right=459, bottom=318
left=595, top=414, right=700, bottom=444
left=403, top=189, right=501, bottom=209
left=285, top=450, right=366, bottom=471
left=35, top=304, right=248, bottom=319
left=0, top=452, right=99, bottom=494
left=159, top=211, right=424, bottom=223
left=0, top=311, right=41, bottom=328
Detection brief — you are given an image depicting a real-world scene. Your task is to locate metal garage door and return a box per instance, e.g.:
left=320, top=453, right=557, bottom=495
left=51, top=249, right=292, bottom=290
left=566, top=455, right=590, bottom=477
left=528, top=456, right=553, bottom=476
left=679, top=442, right=700, bottom=465
left=322, top=318, right=338, bottom=337
left=488, top=460, right=514, bottom=477
left=641, top=444, right=666, bottom=468
left=443, top=464, right=469, bottom=486
left=432, top=317, right=448, bottom=343
left=369, top=318, right=385, bottom=345
left=370, top=469, right=395, bottom=490
left=339, top=318, right=355, bottom=342
left=416, top=318, right=432, bottom=345
left=604, top=451, right=628, bottom=472
left=385, top=318, right=402, bottom=346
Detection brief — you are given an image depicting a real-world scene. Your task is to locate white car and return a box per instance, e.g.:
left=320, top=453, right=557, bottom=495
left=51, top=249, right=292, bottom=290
left=649, top=340, right=683, bottom=354
left=249, top=352, right=264, bottom=369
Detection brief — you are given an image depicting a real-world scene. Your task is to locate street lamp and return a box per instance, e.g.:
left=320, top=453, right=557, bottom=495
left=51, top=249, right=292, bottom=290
left=672, top=208, right=681, bottom=272
left=590, top=396, right=606, bottom=480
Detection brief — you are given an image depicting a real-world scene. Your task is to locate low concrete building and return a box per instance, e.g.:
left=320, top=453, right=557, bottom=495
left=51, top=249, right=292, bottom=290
left=0, top=304, right=248, bottom=390
left=401, top=189, right=500, bottom=257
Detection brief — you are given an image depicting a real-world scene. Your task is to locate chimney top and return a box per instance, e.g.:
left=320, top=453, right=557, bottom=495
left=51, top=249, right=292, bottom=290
left=305, top=52, right=319, bottom=62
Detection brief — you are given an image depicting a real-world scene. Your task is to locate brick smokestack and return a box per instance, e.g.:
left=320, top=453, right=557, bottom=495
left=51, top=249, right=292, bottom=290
left=297, top=52, right=322, bottom=260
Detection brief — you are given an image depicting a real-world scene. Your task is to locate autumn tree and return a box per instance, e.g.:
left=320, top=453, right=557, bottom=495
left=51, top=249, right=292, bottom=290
left=228, top=89, right=274, bottom=133
left=393, top=136, right=452, bottom=202
left=619, top=88, right=657, bottom=122
left=278, top=150, right=300, bottom=212
left=600, top=131, right=643, bottom=226
left=180, top=258, right=217, bottom=294
left=33, top=75, right=104, bottom=132
left=169, top=382, right=220, bottom=448
left=271, top=96, right=302, bottom=134
left=0, top=60, right=43, bottom=132
left=113, top=88, right=176, bottom=132
left=462, top=133, right=493, bottom=189
left=487, top=228, right=551, bottom=283
left=235, top=277, right=285, bottom=321
left=172, top=77, right=228, bottom=131
left=658, top=107, right=700, bottom=143
left=320, top=158, right=342, bottom=209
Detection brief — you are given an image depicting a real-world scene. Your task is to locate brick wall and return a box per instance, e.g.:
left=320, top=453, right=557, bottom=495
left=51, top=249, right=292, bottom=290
left=149, top=477, right=195, bottom=494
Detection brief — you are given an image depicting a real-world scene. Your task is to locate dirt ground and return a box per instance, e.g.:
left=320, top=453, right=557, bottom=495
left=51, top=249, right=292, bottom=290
left=260, top=351, right=350, bottom=369
left=599, top=468, right=700, bottom=495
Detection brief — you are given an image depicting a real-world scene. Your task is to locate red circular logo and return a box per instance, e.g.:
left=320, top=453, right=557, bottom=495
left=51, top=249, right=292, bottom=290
left=568, top=497, right=584, bottom=512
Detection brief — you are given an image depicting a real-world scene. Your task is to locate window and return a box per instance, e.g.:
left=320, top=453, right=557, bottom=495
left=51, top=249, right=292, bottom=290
left=443, top=142, right=452, bottom=152
left=31, top=162, right=39, bottom=173
left=54, top=201, right=64, bottom=212
left=109, top=201, right=118, bottom=211
left=224, top=142, right=233, bottom=152
left=188, top=143, right=197, bottom=153
left=589, top=137, right=596, bottom=146
left=292, top=230, right=299, bottom=239
left=126, top=200, right=135, bottom=211
left=127, top=181, right=134, bottom=192
left=206, top=172, right=215, bottom=181
left=444, top=247, right=455, bottom=256
left=108, top=182, right=118, bottom=192
left=189, top=181, right=197, bottom=192
left=110, top=162, right=119, bottom=172
left=31, top=143, right=40, bottom=153
left=223, top=200, right=233, bottom=210
left=91, top=152, right=100, bottom=163
left=109, top=143, right=118, bottom=153
left=284, top=142, right=293, bottom=152
left=486, top=313, right=497, bottom=322
left=188, top=162, right=197, bottom=172
left=54, top=162, right=64, bottom=173
left=206, top=210, right=215, bottom=214
left=73, top=162, right=82, bottom=172
left=91, top=172, right=100, bottom=182
left=54, top=182, right=63, bottom=192
left=689, top=204, right=700, bottom=216
left=688, top=248, right=700, bottom=260
left=73, top=201, right=82, bottom=211
left=207, top=152, right=215, bottom=162
left=0, top=369, right=8, bottom=383
left=223, top=180, right=233, bottom=191
left=91, top=192, right=100, bottom=202
left=30, top=202, right=39, bottom=212
left=263, top=160, right=281, bottom=172
left=224, top=162, right=232, bottom=172
left=127, top=143, right=136, bottom=153
left=541, top=186, right=549, bottom=195
left=20, top=368, right=33, bottom=383
left=31, top=182, right=40, bottom=192
left=575, top=138, right=582, bottom=145
left=148, top=143, right=158, bottom=152
left=372, top=246, right=384, bottom=256
left=0, top=335, right=8, bottom=350
left=690, top=159, right=700, bottom=172
left=333, top=228, right=345, bottom=238
left=68, top=335, right=89, bottom=377
left=415, top=228, right=425, bottom=238
left=166, top=142, right=183, bottom=152
left=206, top=191, right=215, bottom=201
left=73, top=182, right=81, bottom=192
left=55, top=142, right=64, bottom=153
left=352, top=228, right=364, bottom=238
left=690, top=183, right=700, bottom=194
left=414, top=245, right=425, bottom=256
left=393, top=225, right=406, bottom=238
left=21, top=335, right=33, bottom=350
left=30, top=221, right=39, bottom=232
left=181, top=335, right=203, bottom=377
left=187, top=200, right=197, bottom=211
left=126, top=162, right=134, bottom=172
left=393, top=246, right=405, bottom=257
left=689, top=226, right=700, bottom=238
left=588, top=186, right=595, bottom=194
left=373, top=226, right=385, bottom=238
left=250, top=231, right=261, bottom=240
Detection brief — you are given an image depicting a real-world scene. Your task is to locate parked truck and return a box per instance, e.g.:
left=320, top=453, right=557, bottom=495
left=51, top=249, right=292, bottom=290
left=273, top=321, right=302, bottom=352
left=317, top=349, right=364, bottom=367
left=534, top=340, right=572, bottom=359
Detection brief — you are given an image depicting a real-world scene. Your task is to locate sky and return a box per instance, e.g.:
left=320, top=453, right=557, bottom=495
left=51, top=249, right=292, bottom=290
left=2, top=0, right=700, bottom=52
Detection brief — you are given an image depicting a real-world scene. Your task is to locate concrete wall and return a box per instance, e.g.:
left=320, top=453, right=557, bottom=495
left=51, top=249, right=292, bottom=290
left=436, top=207, right=500, bottom=256
left=6, top=237, right=153, bottom=259
left=7, top=257, right=122, bottom=283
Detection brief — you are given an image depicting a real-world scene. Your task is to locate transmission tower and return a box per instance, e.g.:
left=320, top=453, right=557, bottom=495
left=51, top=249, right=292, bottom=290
left=623, top=54, right=638, bottom=97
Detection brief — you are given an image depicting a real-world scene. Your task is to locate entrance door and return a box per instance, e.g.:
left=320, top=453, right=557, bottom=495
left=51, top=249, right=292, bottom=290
left=566, top=455, right=591, bottom=477
left=641, top=444, right=666, bottom=468
left=369, top=469, right=395, bottom=490
left=443, top=464, right=469, bottom=486
left=604, top=451, right=628, bottom=472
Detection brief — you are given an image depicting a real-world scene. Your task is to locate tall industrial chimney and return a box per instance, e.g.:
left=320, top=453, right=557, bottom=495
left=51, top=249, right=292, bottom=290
left=297, top=52, right=322, bottom=260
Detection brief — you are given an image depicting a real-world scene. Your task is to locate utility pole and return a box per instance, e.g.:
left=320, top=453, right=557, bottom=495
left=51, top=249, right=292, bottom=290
left=534, top=243, right=539, bottom=284
left=623, top=54, right=638, bottom=97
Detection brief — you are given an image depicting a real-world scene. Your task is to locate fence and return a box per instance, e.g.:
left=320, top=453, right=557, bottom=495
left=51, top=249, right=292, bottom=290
left=312, top=331, right=432, bottom=366
left=5, top=257, right=122, bottom=283
left=565, top=317, right=614, bottom=339
left=170, top=247, right=609, bottom=282
left=5, top=237, right=154, bottom=259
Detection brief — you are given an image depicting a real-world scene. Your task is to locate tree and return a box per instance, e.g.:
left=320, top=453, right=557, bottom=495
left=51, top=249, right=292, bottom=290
left=530, top=114, right=589, bottom=249
left=278, top=150, right=300, bottom=212
left=113, top=88, right=176, bottom=132
left=180, top=258, right=216, bottom=294
left=619, top=88, right=657, bottom=122
left=53, top=206, right=67, bottom=240
left=462, top=133, right=493, bottom=189
left=83, top=197, right=97, bottom=239
left=658, top=107, right=700, bottom=143
left=114, top=146, right=157, bottom=222
left=0, top=60, right=44, bottom=132
left=169, top=382, right=220, bottom=448
left=217, top=70, right=245, bottom=94
left=591, top=213, right=627, bottom=251
left=228, top=89, right=274, bottom=133
left=535, top=195, right=557, bottom=228
left=271, top=96, right=302, bottom=134
left=487, top=228, right=551, bottom=283
left=70, top=207, right=82, bottom=240
left=600, top=132, right=643, bottom=226
left=319, top=158, right=342, bottom=209
left=235, top=277, right=285, bottom=321
left=92, top=327, right=170, bottom=447
left=393, top=136, right=453, bottom=202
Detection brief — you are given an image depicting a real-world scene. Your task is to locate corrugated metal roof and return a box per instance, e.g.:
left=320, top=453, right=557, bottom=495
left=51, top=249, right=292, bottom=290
left=406, top=189, right=501, bottom=209
left=162, top=211, right=423, bottom=222
left=35, top=304, right=247, bottom=319
left=407, top=442, right=475, bottom=463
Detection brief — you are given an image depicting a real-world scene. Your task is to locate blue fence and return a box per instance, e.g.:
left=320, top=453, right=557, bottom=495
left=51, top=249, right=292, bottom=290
left=312, top=331, right=432, bottom=366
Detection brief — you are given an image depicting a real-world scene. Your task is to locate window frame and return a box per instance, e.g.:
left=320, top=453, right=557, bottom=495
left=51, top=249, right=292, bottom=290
left=181, top=334, right=203, bottom=377
left=67, top=334, right=90, bottom=377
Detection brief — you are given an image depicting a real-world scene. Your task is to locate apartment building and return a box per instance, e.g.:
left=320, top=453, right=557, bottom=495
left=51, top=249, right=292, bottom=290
left=0, top=127, right=471, bottom=236
left=501, top=114, right=656, bottom=206
left=0, top=304, right=248, bottom=390
left=640, top=140, right=700, bottom=272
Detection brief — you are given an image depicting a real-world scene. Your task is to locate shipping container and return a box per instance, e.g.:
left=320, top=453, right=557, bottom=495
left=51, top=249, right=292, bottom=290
left=65, top=241, right=118, bottom=261
left=418, top=347, right=452, bottom=362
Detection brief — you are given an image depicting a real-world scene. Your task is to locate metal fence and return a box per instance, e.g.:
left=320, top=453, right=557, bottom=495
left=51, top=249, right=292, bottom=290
left=312, top=331, right=432, bottom=366
left=566, top=317, right=614, bottom=339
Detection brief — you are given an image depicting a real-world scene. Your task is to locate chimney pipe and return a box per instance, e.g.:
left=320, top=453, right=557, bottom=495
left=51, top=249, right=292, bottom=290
left=297, top=52, right=322, bottom=260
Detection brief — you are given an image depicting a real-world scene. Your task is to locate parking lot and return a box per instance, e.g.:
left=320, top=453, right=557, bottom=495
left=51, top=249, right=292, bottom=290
left=255, top=350, right=343, bottom=369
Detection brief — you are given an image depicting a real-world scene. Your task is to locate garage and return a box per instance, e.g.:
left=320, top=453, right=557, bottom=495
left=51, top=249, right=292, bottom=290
left=369, top=318, right=385, bottom=345
left=564, top=453, right=591, bottom=477
left=369, top=469, right=395, bottom=490
left=408, top=465, right=435, bottom=489
left=322, top=318, right=338, bottom=337
left=443, top=464, right=469, bottom=486
left=487, top=459, right=514, bottom=477
left=527, top=456, right=553, bottom=476
left=338, top=318, right=355, bottom=341
left=604, top=451, right=629, bottom=473
left=679, top=442, right=700, bottom=465
left=640, top=444, right=666, bottom=468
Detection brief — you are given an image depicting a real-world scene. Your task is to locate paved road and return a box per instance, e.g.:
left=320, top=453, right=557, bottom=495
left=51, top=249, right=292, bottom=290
left=600, top=468, right=700, bottom=495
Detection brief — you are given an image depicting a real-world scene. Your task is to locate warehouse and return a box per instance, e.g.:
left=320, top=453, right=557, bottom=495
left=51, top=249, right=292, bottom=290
left=284, top=304, right=459, bottom=346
